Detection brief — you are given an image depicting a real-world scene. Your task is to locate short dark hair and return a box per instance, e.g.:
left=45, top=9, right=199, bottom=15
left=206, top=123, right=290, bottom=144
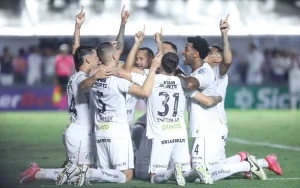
left=139, top=47, right=154, bottom=59
left=74, top=45, right=94, bottom=71
left=211, top=44, right=223, bottom=53
left=187, top=36, right=209, bottom=59
left=96, top=42, right=114, bottom=63
left=161, top=52, right=179, bottom=74
left=163, top=41, right=177, bottom=52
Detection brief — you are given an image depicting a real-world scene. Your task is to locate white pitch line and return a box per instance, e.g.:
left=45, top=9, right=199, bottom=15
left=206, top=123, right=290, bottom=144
left=228, top=138, right=300, bottom=151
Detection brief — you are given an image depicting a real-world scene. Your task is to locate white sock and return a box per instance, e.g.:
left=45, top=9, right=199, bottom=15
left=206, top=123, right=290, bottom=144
left=35, top=168, right=64, bottom=180
left=183, top=170, right=197, bottom=182
left=151, top=169, right=174, bottom=184
left=219, top=155, right=241, bottom=165
left=67, top=176, right=106, bottom=183
left=257, top=159, right=268, bottom=168
left=208, top=161, right=250, bottom=181
left=88, top=169, right=126, bottom=183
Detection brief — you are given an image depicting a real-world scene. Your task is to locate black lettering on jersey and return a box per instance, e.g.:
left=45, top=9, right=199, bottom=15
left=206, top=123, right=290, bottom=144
left=96, top=113, right=113, bottom=122
left=94, top=79, right=108, bottom=88
left=161, top=138, right=185, bottom=145
left=96, top=139, right=111, bottom=143
left=158, top=80, right=177, bottom=89
left=157, top=117, right=179, bottom=122
left=67, top=80, right=78, bottom=123
left=127, top=109, right=132, bottom=114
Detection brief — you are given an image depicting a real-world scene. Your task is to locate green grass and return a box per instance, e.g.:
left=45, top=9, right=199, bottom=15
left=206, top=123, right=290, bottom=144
left=0, top=110, right=300, bottom=188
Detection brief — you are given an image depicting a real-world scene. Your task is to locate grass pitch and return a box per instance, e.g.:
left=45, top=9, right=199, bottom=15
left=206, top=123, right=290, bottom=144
left=0, top=110, right=300, bottom=188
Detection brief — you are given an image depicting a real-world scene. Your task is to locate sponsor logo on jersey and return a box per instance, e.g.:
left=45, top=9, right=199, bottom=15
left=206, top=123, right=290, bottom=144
left=94, top=79, right=108, bottom=88
left=158, top=80, right=178, bottom=89
left=161, top=123, right=182, bottom=130
left=96, top=138, right=111, bottom=143
left=97, top=124, right=110, bottom=131
left=161, top=138, right=185, bottom=145
left=198, top=68, right=206, bottom=75
left=157, top=117, right=180, bottom=123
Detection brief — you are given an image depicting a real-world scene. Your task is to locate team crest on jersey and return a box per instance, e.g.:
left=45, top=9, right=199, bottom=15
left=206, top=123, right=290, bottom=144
left=198, top=68, right=206, bottom=75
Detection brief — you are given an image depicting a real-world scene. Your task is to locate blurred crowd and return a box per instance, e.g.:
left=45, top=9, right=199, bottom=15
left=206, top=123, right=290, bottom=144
left=228, top=43, right=300, bottom=85
left=1, top=42, right=300, bottom=86
left=0, top=44, right=74, bottom=86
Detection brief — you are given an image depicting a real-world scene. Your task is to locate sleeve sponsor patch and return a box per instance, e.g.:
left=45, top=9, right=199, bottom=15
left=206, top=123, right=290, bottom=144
left=197, top=68, right=206, bottom=75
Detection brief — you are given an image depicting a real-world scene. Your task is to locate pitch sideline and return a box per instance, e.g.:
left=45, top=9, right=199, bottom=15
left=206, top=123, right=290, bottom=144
left=228, top=137, right=300, bottom=151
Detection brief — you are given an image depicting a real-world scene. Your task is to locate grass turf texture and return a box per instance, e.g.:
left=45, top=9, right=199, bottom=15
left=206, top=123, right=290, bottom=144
left=0, top=110, right=300, bottom=188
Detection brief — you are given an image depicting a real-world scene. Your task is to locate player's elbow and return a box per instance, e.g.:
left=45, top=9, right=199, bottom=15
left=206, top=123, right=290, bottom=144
left=140, top=90, right=151, bottom=98
left=186, top=78, right=199, bottom=90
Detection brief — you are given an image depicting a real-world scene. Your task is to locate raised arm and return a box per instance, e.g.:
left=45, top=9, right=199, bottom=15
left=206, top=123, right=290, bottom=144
left=115, top=5, right=129, bottom=53
left=72, top=6, right=85, bottom=56
left=154, top=27, right=163, bottom=53
left=219, top=13, right=232, bottom=76
left=124, top=26, right=145, bottom=72
left=128, top=53, right=163, bottom=98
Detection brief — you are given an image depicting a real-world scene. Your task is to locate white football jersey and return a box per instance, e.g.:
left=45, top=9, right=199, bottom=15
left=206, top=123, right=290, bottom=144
left=131, top=73, right=187, bottom=139
left=91, top=76, right=132, bottom=138
left=66, top=71, right=92, bottom=129
left=213, top=64, right=228, bottom=124
left=126, top=69, right=149, bottom=127
left=188, top=63, right=223, bottom=137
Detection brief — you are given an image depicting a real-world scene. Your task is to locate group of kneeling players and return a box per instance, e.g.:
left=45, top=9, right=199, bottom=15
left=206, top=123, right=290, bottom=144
left=18, top=6, right=282, bottom=186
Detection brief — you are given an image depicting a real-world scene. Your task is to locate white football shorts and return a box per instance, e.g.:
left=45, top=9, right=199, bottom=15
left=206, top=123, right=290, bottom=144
left=149, top=137, right=191, bottom=174
left=62, top=123, right=93, bottom=165
left=95, top=136, right=134, bottom=171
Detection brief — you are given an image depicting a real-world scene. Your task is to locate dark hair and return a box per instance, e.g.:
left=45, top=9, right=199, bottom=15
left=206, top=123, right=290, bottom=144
left=96, top=42, right=114, bottom=63
left=163, top=41, right=177, bottom=52
left=18, top=49, right=25, bottom=56
left=139, top=47, right=154, bottom=59
left=211, top=44, right=223, bottom=53
left=187, top=36, right=209, bottom=59
left=74, top=45, right=95, bottom=71
left=161, top=52, right=179, bottom=74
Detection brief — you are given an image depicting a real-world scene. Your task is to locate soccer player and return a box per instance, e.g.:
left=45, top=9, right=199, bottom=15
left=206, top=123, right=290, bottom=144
left=204, top=13, right=282, bottom=178
left=179, top=35, right=268, bottom=182
left=72, top=42, right=163, bottom=186
left=17, top=45, right=111, bottom=185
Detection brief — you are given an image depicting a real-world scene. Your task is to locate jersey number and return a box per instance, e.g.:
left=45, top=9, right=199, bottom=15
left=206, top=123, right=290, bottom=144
left=68, top=96, right=77, bottom=114
left=96, top=91, right=106, bottom=113
left=157, top=92, right=179, bottom=117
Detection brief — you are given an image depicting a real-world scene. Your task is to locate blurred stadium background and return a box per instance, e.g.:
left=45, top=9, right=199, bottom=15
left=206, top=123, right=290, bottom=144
left=0, top=0, right=300, bottom=187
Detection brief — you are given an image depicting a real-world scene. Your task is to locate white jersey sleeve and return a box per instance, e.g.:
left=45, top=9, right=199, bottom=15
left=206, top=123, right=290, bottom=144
left=192, top=66, right=212, bottom=90
left=146, top=74, right=187, bottom=139
left=131, top=72, right=147, bottom=86
left=92, top=77, right=132, bottom=138
left=67, top=71, right=92, bottom=129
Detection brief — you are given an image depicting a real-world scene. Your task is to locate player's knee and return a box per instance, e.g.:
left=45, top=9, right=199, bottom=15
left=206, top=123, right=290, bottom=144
left=122, top=169, right=133, bottom=182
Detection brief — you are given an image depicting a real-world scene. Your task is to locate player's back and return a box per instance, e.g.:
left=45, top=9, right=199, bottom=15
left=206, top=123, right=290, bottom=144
left=147, top=74, right=187, bottom=139
left=91, top=76, right=132, bottom=138
left=67, top=71, right=91, bottom=129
